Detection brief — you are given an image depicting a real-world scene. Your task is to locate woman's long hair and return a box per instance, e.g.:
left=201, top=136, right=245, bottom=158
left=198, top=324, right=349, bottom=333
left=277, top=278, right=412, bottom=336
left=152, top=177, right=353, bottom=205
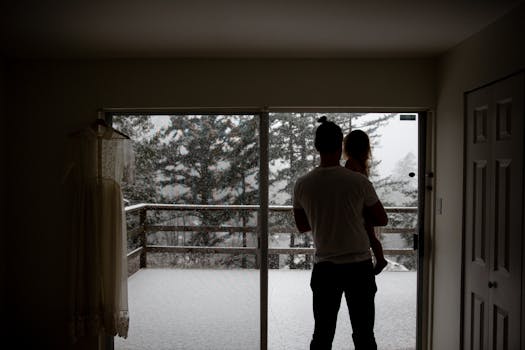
left=343, top=129, right=371, bottom=176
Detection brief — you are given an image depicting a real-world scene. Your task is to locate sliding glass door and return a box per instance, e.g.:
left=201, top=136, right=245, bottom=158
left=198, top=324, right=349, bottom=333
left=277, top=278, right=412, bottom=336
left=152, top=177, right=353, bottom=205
left=111, top=110, right=422, bottom=350
left=267, top=112, right=419, bottom=350
left=113, top=113, right=262, bottom=350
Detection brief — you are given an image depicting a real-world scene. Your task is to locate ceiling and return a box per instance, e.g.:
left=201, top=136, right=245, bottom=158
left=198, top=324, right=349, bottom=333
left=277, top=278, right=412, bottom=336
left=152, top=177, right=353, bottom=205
left=1, top=0, right=522, bottom=59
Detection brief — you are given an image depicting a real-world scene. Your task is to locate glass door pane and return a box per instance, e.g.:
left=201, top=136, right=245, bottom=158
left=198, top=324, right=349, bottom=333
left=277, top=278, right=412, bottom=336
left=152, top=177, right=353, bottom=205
left=268, top=112, right=418, bottom=350
left=114, top=114, right=260, bottom=350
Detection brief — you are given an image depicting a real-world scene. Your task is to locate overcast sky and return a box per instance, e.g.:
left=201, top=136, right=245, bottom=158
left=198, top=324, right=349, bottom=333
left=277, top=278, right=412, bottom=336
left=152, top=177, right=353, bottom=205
left=369, top=113, right=418, bottom=177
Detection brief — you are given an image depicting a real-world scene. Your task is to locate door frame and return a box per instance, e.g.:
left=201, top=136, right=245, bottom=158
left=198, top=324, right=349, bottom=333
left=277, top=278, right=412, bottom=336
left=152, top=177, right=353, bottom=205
left=105, top=107, right=432, bottom=350
left=418, top=110, right=436, bottom=350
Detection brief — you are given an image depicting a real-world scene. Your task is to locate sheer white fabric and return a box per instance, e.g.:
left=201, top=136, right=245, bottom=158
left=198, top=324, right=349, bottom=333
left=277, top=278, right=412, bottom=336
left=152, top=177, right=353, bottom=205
left=65, top=124, right=133, bottom=341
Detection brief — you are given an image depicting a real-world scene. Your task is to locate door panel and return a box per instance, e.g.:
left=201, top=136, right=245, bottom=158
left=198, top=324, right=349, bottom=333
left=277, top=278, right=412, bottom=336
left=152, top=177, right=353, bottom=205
left=465, top=88, right=492, bottom=350
left=464, top=72, right=523, bottom=350
left=473, top=160, right=488, bottom=265
left=488, top=74, right=523, bottom=350
left=494, top=159, right=510, bottom=273
left=492, top=305, right=508, bottom=350
left=471, top=293, right=487, bottom=350
left=474, top=106, right=489, bottom=144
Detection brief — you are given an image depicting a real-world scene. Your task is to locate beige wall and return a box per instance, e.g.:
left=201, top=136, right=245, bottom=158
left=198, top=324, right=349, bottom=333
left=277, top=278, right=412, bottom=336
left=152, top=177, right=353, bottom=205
left=432, top=3, right=525, bottom=349
left=4, top=58, right=435, bottom=348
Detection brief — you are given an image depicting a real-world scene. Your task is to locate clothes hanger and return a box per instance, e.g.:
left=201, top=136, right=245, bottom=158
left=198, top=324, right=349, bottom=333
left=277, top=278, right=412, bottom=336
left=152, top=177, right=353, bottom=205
left=68, top=112, right=130, bottom=139
left=92, top=115, right=130, bottom=139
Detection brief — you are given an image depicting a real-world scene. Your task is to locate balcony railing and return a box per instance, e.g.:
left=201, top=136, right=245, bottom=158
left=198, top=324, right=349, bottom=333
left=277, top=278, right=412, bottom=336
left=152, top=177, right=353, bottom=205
left=125, top=204, right=417, bottom=275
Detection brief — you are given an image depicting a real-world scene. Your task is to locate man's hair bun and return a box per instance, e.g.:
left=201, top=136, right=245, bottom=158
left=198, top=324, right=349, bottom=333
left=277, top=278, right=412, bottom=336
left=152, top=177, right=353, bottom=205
left=314, top=116, right=343, bottom=153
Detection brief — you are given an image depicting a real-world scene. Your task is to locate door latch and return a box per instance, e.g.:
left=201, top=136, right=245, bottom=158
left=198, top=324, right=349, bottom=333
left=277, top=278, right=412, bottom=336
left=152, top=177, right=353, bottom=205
left=488, top=281, right=498, bottom=288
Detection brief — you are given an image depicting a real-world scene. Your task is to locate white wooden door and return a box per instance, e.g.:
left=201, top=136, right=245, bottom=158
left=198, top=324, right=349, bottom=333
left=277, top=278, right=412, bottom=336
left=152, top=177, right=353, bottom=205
left=464, top=72, right=523, bottom=350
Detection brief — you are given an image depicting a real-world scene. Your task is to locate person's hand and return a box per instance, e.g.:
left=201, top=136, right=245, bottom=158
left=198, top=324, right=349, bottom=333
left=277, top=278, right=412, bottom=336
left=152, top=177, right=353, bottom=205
left=374, top=258, right=388, bottom=275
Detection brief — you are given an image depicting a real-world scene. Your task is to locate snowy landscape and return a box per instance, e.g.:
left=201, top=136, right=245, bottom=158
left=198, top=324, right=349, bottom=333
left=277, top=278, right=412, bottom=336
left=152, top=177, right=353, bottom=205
left=115, top=269, right=416, bottom=350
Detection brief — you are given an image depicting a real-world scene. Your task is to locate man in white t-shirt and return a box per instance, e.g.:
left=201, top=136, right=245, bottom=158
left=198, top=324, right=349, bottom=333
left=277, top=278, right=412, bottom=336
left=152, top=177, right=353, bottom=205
left=293, top=116, right=388, bottom=350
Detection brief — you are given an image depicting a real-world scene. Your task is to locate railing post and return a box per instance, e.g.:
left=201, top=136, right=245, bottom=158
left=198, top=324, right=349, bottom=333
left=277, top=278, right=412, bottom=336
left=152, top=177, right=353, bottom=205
left=242, top=215, right=247, bottom=269
left=288, top=232, right=295, bottom=269
left=139, top=208, right=147, bottom=268
left=374, top=226, right=383, bottom=264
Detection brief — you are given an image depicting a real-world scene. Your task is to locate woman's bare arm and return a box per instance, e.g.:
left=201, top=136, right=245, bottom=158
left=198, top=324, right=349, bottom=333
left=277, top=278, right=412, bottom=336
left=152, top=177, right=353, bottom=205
left=364, top=200, right=388, bottom=227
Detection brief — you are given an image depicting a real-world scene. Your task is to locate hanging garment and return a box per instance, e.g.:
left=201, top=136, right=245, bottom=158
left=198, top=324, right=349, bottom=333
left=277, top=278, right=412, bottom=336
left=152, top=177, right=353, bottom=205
left=64, top=123, right=134, bottom=341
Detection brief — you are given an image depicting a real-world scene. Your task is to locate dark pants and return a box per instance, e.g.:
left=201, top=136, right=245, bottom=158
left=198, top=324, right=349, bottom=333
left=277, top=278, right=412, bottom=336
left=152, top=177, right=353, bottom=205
left=310, top=259, right=377, bottom=350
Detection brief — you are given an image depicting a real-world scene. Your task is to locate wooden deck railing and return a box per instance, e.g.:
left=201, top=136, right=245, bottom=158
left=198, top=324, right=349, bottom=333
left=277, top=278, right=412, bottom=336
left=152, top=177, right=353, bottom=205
left=125, top=204, right=417, bottom=274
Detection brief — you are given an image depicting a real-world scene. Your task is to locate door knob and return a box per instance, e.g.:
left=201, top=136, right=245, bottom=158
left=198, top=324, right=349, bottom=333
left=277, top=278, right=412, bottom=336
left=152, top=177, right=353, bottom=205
left=488, top=281, right=498, bottom=288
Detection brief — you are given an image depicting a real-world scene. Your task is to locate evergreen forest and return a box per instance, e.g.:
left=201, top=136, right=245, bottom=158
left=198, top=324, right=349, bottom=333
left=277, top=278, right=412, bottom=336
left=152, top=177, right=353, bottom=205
left=114, top=113, right=418, bottom=270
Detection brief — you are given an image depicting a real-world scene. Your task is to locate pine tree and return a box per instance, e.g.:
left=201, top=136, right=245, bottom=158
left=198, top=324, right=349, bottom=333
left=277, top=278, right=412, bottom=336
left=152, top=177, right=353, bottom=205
left=113, top=115, right=163, bottom=204
left=269, top=112, right=317, bottom=268
left=221, top=115, right=259, bottom=267
left=112, top=115, right=163, bottom=252
left=158, top=115, right=234, bottom=247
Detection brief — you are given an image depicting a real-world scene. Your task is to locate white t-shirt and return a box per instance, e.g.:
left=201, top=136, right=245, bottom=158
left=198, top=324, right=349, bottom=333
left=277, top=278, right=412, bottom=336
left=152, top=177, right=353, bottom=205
left=293, top=166, right=379, bottom=263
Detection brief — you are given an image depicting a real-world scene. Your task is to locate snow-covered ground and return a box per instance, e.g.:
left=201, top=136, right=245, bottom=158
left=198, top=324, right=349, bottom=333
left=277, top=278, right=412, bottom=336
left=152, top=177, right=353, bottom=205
left=116, top=269, right=416, bottom=350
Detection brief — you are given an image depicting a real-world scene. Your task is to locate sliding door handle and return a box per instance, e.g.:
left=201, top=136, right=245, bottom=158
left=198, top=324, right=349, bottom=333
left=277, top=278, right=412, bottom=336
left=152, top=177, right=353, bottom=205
left=488, top=281, right=498, bottom=288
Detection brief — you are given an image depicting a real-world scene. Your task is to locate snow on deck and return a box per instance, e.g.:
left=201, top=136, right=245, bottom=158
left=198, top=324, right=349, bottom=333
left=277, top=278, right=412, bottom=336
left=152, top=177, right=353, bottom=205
left=116, top=269, right=416, bottom=350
